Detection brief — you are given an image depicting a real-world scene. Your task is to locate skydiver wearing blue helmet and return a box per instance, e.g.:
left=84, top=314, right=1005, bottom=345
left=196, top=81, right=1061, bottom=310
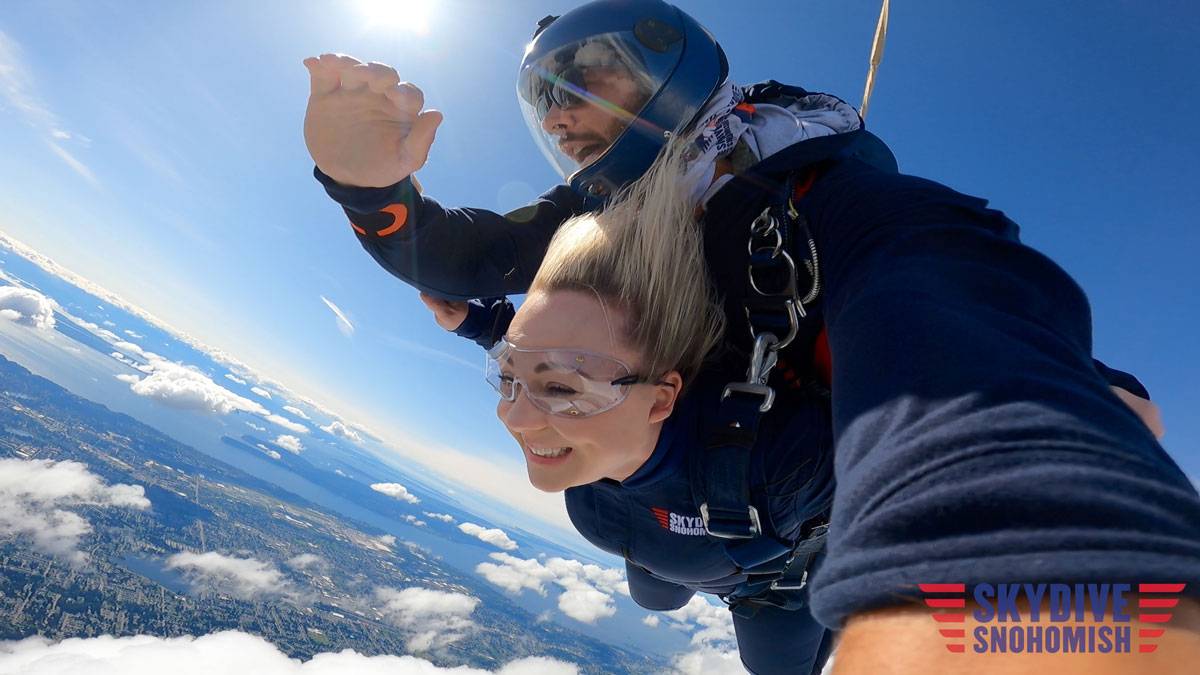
left=303, top=1, right=1199, bottom=672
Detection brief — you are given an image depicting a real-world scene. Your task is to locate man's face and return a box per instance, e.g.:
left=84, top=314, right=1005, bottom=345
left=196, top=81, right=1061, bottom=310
left=540, top=66, right=648, bottom=166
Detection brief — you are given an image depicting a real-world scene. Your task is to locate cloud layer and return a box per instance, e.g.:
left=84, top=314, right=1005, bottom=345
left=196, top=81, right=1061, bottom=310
left=370, top=483, right=420, bottom=504
left=458, top=523, right=518, bottom=551
left=274, top=435, right=303, bottom=454
left=475, top=553, right=626, bottom=624
left=0, top=459, right=149, bottom=564
left=320, top=420, right=362, bottom=444
left=373, top=587, right=479, bottom=653
left=0, top=631, right=579, bottom=674
left=164, top=552, right=289, bottom=600
left=101, top=336, right=309, bottom=435
left=0, top=285, right=57, bottom=329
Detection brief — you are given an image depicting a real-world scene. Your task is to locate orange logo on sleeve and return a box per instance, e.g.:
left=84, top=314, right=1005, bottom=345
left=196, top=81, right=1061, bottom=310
left=376, top=204, right=408, bottom=237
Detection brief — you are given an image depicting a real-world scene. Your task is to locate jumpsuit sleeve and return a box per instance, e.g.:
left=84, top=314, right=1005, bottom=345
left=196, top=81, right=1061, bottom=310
left=452, top=297, right=515, bottom=350
left=624, top=560, right=696, bottom=611
left=800, top=158, right=1200, bottom=629
left=314, top=167, right=587, bottom=300
left=1093, top=357, right=1150, bottom=399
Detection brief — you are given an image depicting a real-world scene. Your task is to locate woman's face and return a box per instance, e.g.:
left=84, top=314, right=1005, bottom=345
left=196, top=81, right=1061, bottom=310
left=496, top=290, right=681, bottom=493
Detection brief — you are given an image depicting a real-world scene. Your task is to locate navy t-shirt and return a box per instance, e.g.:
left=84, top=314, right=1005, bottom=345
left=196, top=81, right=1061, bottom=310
left=798, top=158, right=1200, bottom=628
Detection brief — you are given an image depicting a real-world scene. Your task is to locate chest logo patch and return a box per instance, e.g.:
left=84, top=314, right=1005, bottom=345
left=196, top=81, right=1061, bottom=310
left=650, top=507, right=707, bottom=536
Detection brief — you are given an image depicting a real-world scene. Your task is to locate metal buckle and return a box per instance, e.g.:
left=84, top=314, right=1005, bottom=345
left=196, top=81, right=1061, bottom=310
left=770, top=568, right=808, bottom=591
left=721, top=382, right=775, bottom=413
left=700, top=503, right=762, bottom=540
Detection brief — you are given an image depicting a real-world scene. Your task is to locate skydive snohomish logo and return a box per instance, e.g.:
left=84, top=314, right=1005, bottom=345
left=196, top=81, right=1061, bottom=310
left=650, top=507, right=707, bottom=536
left=919, top=583, right=1187, bottom=654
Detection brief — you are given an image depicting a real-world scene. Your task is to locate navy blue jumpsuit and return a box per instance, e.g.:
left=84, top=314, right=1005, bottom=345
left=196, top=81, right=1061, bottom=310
left=317, top=81, right=1200, bottom=665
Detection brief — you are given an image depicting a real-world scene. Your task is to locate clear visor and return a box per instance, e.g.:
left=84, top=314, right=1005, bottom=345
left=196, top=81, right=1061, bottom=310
left=517, top=32, right=669, bottom=181
left=485, top=338, right=642, bottom=417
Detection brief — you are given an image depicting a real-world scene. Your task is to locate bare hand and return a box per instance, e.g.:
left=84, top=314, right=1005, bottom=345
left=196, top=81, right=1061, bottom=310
left=419, top=293, right=469, bottom=332
left=1111, top=386, right=1166, bottom=439
left=303, top=54, right=443, bottom=188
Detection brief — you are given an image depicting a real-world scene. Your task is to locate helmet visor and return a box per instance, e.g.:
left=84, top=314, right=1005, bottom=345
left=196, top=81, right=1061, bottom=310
left=517, top=32, right=674, bottom=182
left=485, top=338, right=642, bottom=418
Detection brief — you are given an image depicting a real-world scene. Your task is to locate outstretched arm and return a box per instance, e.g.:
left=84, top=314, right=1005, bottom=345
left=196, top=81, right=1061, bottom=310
left=834, top=597, right=1200, bottom=674
left=304, top=54, right=586, bottom=299
left=419, top=293, right=514, bottom=350
left=801, top=158, right=1200, bottom=636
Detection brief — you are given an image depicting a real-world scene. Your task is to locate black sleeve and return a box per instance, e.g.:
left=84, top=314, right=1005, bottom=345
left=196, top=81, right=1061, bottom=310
left=314, top=167, right=587, bottom=300
left=800, top=158, right=1200, bottom=629
left=1093, top=358, right=1150, bottom=399
left=452, top=297, right=515, bottom=350
left=625, top=560, right=696, bottom=611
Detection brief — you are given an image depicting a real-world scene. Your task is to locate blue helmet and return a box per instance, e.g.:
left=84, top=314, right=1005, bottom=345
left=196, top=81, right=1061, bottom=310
left=516, top=0, right=728, bottom=198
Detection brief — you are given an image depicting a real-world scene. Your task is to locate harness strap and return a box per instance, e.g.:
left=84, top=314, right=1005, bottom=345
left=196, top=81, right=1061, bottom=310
left=692, top=389, right=767, bottom=539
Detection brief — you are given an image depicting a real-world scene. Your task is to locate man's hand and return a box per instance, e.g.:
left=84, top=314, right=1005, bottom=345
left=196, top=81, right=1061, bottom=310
left=419, top=293, right=469, bottom=332
left=1112, top=386, right=1166, bottom=439
left=303, top=54, right=443, bottom=188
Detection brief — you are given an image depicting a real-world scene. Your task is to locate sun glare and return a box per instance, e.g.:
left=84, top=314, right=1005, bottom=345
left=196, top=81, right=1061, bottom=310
left=357, top=0, right=434, bottom=35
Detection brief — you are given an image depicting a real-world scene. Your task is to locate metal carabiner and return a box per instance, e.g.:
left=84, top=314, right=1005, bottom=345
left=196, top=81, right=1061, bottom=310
left=747, top=333, right=779, bottom=385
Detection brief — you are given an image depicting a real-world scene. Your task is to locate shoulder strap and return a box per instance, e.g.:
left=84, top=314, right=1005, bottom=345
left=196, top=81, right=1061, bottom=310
left=692, top=167, right=825, bottom=541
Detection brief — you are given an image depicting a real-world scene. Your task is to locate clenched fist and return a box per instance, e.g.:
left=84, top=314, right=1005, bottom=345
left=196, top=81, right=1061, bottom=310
left=303, top=53, right=443, bottom=188
left=419, top=293, right=469, bottom=332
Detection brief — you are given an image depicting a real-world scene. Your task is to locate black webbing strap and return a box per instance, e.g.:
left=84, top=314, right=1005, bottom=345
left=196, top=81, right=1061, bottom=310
left=692, top=388, right=768, bottom=539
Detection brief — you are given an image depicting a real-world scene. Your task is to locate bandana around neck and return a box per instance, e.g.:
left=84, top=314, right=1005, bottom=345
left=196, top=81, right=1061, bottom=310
left=679, top=81, right=863, bottom=209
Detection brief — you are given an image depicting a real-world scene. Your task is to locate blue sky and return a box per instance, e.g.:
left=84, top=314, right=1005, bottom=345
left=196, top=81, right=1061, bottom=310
left=0, top=0, right=1196, bottom=523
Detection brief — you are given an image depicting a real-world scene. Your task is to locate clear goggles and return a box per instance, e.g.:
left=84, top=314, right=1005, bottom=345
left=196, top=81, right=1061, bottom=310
left=485, top=338, right=647, bottom=418
left=516, top=32, right=669, bottom=181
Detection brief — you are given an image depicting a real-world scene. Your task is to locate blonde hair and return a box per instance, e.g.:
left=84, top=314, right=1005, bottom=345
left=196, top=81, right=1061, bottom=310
left=530, top=134, right=725, bottom=386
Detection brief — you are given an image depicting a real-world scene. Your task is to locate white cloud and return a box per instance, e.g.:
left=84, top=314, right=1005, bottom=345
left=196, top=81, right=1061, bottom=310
left=402, top=515, right=426, bottom=527
left=642, top=615, right=660, bottom=628
left=265, top=450, right=282, bottom=461
left=0, top=233, right=575, bottom=538
left=663, top=596, right=742, bottom=674
left=285, top=554, right=326, bottom=571
left=123, top=329, right=145, bottom=339
left=556, top=584, right=616, bottom=624
left=423, top=512, right=455, bottom=523
left=475, top=553, right=625, bottom=624
left=224, top=373, right=247, bottom=385
left=671, top=647, right=747, bottom=675
left=282, top=405, right=310, bottom=420
left=666, top=595, right=738, bottom=648
left=164, top=552, right=289, bottom=600
left=115, top=373, right=141, bottom=384
left=0, top=631, right=579, bottom=674
left=0, top=459, right=149, bottom=565
left=476, top=553, right=555, bottom=596
left=112, top=340, right=152, bottom=359
left=250, top=386, right=272, bottom=399
left=544, top=557, right=623, bottom=624
left=373, top=587, right=478, bottom=653
left=264, top=414, right=309, bottom=434
left=370, top=483, right=420, bottom=504
left=274, top=435, right=303, bottom=454
left=245, top=422, right=266, bottom=432
left=0, top=285, right=57, bottom=329
left=355, top=534, right=398, bottom=554
left=320, top=420, right=362, bottom=444
left=128, top=360, right=259, bottom=414
left=458, top=522, right=517, bottom=551
left=320, top=295, right=355, bottom=337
